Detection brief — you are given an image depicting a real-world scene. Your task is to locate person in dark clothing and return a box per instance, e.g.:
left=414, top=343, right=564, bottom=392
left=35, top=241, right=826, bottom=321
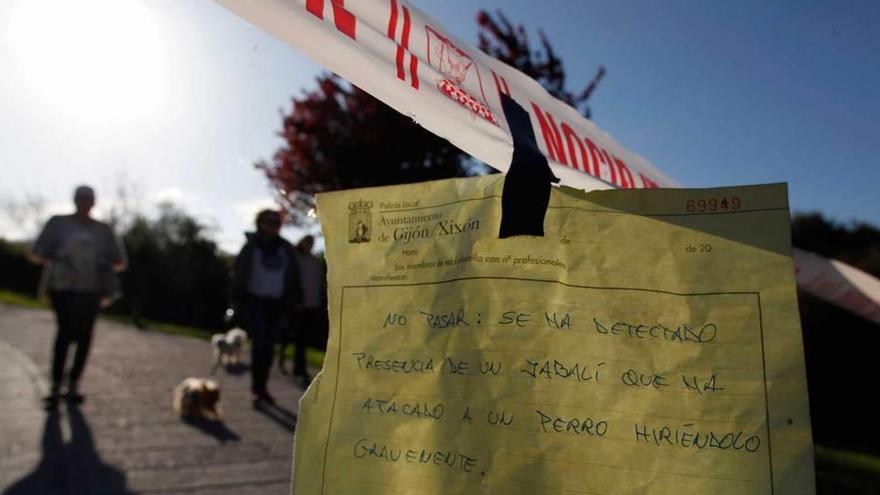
left=28, top=185, right=127, bottom=409
left=230, top=209, right=301, bottom=405
left=278, top=235, right=326, bottom=386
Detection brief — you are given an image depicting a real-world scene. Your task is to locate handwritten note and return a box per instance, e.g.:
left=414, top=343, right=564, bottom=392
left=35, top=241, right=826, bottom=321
left=293, top=176, right=814, bottom=494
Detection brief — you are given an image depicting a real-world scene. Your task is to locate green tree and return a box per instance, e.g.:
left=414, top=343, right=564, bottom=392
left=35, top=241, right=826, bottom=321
left=120, top=203, right=231, bottom=330
left=0, top=238, right=41, bottom=295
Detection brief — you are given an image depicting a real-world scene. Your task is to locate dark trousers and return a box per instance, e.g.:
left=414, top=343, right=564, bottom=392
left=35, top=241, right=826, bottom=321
left=247, top=296, right=282, bottom=393
left=291, top=308, right=320, bottom=376
left=49, top=291, right=100, bottom=390
left=278, top=322, right=293, bottom=370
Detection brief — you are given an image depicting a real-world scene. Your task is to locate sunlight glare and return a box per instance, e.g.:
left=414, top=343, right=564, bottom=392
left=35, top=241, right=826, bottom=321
left=7, top=0, right=163, bottom=123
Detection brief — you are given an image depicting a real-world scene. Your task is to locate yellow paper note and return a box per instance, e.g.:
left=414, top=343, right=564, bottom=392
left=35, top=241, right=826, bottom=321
left=293, top=175, right=814, bottom=494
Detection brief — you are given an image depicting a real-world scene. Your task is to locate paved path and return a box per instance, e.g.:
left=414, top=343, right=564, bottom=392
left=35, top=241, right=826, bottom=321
left=0, top=303, right=310, bottom=494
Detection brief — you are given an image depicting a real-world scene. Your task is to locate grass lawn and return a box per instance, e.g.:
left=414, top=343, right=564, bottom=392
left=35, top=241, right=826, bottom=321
left=0, top=289, right=48, bottom=309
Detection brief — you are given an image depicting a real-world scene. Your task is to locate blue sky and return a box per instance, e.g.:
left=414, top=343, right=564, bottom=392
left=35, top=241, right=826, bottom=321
left=1, top=0, right=877, bottom=252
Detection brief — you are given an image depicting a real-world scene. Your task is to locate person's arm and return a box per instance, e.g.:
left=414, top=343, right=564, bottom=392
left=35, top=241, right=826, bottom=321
left=26, top=251, right=48, bottom=265
left=105, top=224, right=128, bottom=272
left=111, top=242, right=127, bottom=272
left=229, top=244, right=250, bottom=308
left=28, top=216, right=58, bottom=265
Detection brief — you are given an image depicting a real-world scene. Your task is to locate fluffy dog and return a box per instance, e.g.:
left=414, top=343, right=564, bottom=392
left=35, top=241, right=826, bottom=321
left=173, top=377, right=222, bottom=420
left=211, top=328, right=248, bottom=371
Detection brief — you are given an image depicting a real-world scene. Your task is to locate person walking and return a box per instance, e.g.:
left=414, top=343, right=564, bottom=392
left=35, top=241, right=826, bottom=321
left=28, top=185, right=126, bottom=409
left=230, top=209, right=301, bottom=405
left=280, top=235, right=325, bottom=387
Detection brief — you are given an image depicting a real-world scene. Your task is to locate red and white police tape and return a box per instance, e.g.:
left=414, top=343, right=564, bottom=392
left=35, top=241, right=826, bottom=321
left=794, top=248, right=880, bottom=324
left=217, top=0, right=880, bottom=326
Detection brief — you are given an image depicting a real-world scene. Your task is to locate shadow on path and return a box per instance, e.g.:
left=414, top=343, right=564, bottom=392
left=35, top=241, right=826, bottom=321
left=221, top=362, right=250, bottom=376
left=182, top=416, right=241, bottom=443
left=255, top=402, right=297, bottom=433
left=210, top=362, right=251, bottom=377
left=3, top=404, right=131, bottom=495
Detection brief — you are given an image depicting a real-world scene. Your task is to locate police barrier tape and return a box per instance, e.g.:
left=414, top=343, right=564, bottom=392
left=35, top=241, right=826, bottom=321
left=216, top=0, right=880, bottom=325
left=216, top=0, right=675, bottom=190
left=794, top=248, right=880, bottom=324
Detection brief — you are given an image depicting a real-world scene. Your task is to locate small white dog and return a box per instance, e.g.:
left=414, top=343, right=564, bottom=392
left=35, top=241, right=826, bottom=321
left=173, top=377, right=222, bottom=420
left=211, top=328, right=248, bottom=372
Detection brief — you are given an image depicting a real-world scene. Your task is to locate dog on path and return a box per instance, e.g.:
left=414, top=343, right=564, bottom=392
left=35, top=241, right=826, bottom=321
left=211, top=328, right=248, bottom=372
left=173, top=377, right=222, bottom=421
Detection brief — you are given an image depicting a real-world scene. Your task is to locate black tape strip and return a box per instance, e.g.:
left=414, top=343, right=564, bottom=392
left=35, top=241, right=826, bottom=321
left=499, top=93, right=558, bottom=238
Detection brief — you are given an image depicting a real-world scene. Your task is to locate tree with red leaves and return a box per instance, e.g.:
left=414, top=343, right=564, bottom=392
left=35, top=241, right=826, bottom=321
left=259, top=76, right=465, bottom=224
left=259, top=10, right=604, bottom=224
